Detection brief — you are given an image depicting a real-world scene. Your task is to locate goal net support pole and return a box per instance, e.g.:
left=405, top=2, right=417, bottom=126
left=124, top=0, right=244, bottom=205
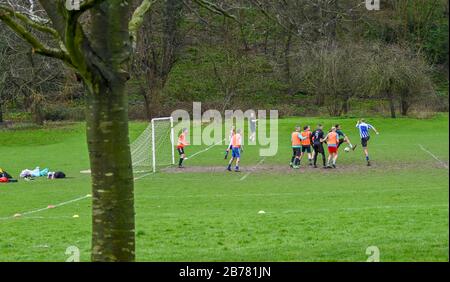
left=131, top=117, right=175, bottom=173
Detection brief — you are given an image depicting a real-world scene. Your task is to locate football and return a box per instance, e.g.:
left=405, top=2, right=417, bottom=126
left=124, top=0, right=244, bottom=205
left=344, top=147, right=351, bottom=152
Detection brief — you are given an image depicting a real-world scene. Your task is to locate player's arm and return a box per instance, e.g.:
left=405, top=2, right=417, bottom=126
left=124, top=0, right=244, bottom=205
left=298, top=133, right=306, bottom=140
left=321, top=133, right=329, bottom=143
left=369, top=124, right=379, bottom=135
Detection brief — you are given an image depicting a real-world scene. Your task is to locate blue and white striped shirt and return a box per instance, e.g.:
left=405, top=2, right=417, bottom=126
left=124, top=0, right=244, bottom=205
left=356, top=122, right=373, bottom=138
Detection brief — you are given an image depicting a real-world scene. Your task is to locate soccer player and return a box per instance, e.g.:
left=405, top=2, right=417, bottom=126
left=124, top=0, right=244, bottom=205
left=290, top=125, right=306, bottom=169
left=249, top=112, right=258, bottom=142
left=300, top=125, right=313, bottom=166
left=311, top=124, right=326, bottom=168
left=227, top=128, right=243, bottom=172
left=356, top=119, right=379, bottom=166
left=177, top=128, right=190, bottom=168
left=322, top=127, right=339, bottom=168
left=336, top=124, right=356, bottom=151
left=224, top=126, right=235, bottom=160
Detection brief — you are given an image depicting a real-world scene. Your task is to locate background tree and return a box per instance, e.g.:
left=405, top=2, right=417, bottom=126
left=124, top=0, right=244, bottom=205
left=131, top=0, right=184, bottom=120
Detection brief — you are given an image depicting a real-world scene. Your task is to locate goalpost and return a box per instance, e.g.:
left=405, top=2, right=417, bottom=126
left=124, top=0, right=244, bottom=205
left=130, top=117, right=175, bottom=173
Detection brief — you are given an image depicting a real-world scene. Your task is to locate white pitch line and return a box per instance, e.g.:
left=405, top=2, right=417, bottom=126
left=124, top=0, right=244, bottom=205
left=0, top=194, right=91, bottom=221
left=419, top=144, right=448, bottom=169
left=185, top=138, right=226, bottom=161
left=240, top=157, right=266, bottom=181
left=134, top=171, right=154, bottom=181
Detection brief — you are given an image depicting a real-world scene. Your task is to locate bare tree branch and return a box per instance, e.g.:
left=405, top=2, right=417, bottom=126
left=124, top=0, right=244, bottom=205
left=192, top=0, right=237, bottom=21
left=0, top=8, right=71, bottom=63
left=129, top=0, right=157, bottom=50
left=0, top=4, right=59, bottom=38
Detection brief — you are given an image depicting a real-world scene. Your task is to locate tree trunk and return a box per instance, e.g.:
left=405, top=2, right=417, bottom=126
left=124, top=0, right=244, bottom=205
left=283, top=24, right=294, bottom=94
left=86, top=77, right=135, bottom=262
left=401, top=100, right=410, bottom=116
left=400, top=92, right=410, bottom=116
left=341, top=98, right=349, bottom=115
left=85, top=2, right=135, bottom=262
left=141, top=84, right=162, bottom=120
left=388, top=93, right=396, bottom=118
left=0, top=95, right=3, bottom=123
left=142, top=90, right=152, bottom=121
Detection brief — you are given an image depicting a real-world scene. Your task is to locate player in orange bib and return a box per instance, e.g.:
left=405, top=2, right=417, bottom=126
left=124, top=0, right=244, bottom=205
left=227, top=129, right=243, bottom=172
left=290, top=125, right=306, bottom=168
left=177, top=128, right=190, bottom=168
left=299, top=125, right=313, bottom=166
left=321, top=127, right=339, bottom=168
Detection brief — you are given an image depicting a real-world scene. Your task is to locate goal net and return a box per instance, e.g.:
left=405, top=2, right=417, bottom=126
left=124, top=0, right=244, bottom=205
left=130, top=117, right=175, bottom=173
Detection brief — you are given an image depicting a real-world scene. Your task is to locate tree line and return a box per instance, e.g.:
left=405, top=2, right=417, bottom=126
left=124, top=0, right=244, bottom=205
left=1, top=0, right=448, bottom=124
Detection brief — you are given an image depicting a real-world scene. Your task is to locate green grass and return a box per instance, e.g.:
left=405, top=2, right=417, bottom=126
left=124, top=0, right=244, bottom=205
left=0, top=114, right=448, bottom=262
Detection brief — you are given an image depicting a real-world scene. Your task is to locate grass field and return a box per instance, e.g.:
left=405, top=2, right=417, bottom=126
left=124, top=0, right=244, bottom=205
left=0, top=114, right=448, bottom=262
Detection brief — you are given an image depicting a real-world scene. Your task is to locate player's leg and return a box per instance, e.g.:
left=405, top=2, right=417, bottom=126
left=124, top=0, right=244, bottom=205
left=345, top=136, right=356, bottom=150
left=334, top=146, right=339, bottom=164
left=312, top=145, right=318, bottom=168
left=299, top=146, right=305, bottom=162
left=290, top=148, right=296, bottom=167
left=178, top=148, right=185, bottom=168
left=294, top=148, right=301, bottom=168
left=235, top=157, right=240, bottom=172
left=227, top=156, right=234, bottom=171
left=307, top=146, right=313, bottom=166
left=234, top=148, right=241, bottom=171
left=227, top=148, right=236, bottom=171
left=326, top=147, right=333, bottom=168
left=332, top=152, right=338, bottom=168
left=320, top=145, right=326, bottom=168
left=361, top=137, right=371, bottom=166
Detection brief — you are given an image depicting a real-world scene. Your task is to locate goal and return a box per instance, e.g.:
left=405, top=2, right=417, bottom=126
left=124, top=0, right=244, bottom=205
left=130, top=117, right=175, bottom=173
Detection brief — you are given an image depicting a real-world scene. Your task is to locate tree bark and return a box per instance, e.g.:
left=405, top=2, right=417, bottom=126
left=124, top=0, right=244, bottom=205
left=283, top=25, right=293, bottom=90
left=341, top=97, right=349, bottom=115
left=86, top=76, right=135, bottom=262
left=387, top=92, right=396, bottom=118
left=400, top=91, right=410, bottom=116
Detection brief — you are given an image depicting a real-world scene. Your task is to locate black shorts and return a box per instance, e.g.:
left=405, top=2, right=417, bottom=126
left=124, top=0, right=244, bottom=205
left=292, top=147, right=301, bottom=157
left=338, top=139, right=345, bottom=148
left=301, top=145, right=311, bottom=153
left=313, top=143, right=324, bottom=154
left=177, top=147, right=185, bottom=155
left=361, top=136, right=370, bottom=147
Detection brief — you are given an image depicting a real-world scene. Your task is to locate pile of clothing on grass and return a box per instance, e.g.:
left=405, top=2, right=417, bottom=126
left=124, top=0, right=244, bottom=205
left=0, top=168, right=18, bottom=183
left=19, top=166, right=66, bottom=181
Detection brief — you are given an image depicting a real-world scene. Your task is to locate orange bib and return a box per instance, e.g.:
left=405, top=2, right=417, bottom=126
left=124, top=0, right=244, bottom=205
left=292, top=132, right=301, bottom=146
left=301, top=131, right=311, bottom=146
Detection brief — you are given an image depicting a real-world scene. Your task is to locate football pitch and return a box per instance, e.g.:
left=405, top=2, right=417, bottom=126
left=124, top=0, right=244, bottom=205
left=0, top=115, right=448, bottom=262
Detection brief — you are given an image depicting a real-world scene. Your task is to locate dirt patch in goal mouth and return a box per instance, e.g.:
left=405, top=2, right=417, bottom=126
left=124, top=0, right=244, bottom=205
left=160, top=161, right=446, bottom=174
